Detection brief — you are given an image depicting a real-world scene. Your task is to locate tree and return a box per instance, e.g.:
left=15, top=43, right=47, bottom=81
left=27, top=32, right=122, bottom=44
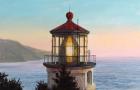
left=0, top=72, right=23, bottom=90
left=35, top=80, right=50, bottom=90
left=52, top=65, right=80, bottom=90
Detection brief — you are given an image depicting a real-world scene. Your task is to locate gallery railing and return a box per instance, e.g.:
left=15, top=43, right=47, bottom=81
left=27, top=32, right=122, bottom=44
left=43, top=55, right=96, bottom=67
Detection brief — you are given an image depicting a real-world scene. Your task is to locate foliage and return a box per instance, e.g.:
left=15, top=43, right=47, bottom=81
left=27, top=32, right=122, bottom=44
left=35, top=80, right=50, bottom=90
left=52, top=65, right=80, bottom=90
left=0, top=72, right=23, bottom=90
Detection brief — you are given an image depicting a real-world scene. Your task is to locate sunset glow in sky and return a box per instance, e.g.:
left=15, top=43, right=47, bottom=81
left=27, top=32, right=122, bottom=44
left=0, top=0, right=140, bottom=57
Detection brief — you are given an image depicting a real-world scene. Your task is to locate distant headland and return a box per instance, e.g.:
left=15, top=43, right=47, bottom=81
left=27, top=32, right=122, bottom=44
left=0, top=39, right=50, bottom=62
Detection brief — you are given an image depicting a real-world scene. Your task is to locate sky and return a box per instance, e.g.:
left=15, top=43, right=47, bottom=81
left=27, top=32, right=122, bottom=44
left=0, top=0, right=140, bottom=57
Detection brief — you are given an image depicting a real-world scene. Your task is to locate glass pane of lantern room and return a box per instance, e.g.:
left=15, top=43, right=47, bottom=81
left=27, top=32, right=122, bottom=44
left=73, top=35, right=79, bottom=45
left=66, top=36, right=73, bottom=63
left=85, top=36, right=88, bottom=46
left=80, top=47, right=84, bottom=62
left=55, top=37, right=59, bottom=47
left=59, top=36, right=63, bottom=46
left=80, top=36, right=84, bottom=47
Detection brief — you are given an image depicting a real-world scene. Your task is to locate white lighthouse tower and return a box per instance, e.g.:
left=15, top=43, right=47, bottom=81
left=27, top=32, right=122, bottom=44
left=43, top=11, right=96, bottom=90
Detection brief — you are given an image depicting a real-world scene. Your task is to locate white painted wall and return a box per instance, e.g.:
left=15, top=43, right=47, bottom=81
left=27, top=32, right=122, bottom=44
left=46, top=67, right=96, bottom=90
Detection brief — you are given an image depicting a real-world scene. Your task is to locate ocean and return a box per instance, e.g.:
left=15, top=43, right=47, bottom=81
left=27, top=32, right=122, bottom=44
left=0, top=57, right=140, bottom=90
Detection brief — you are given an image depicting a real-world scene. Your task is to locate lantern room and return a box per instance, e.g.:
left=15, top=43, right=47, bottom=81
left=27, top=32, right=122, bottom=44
left=51, top=11, right=89, bottom=64
left=44, top=11, right=96, bottom=66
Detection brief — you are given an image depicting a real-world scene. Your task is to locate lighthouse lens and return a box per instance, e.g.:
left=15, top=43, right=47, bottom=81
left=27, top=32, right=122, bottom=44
left=66, top=36, right=73, bottom=63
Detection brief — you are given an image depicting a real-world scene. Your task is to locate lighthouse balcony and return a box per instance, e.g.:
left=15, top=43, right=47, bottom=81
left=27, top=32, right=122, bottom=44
left=43, top=55, right=96, bottom=68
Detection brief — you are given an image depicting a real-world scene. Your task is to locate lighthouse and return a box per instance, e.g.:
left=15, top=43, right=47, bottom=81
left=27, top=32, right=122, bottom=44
left=43, top=11, right=96, bottom=90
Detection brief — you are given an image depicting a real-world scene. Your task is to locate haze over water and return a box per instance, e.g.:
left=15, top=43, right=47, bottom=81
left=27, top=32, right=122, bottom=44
left=0, top=58, right=140, bottom=90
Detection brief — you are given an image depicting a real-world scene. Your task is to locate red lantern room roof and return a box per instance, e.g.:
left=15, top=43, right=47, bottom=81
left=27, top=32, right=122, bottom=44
left=50, top=11, right=89, bottom=34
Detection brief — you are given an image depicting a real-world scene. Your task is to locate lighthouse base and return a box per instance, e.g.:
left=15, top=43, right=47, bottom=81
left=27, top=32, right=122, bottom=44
left=46, top=66, right=96, bottom=90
